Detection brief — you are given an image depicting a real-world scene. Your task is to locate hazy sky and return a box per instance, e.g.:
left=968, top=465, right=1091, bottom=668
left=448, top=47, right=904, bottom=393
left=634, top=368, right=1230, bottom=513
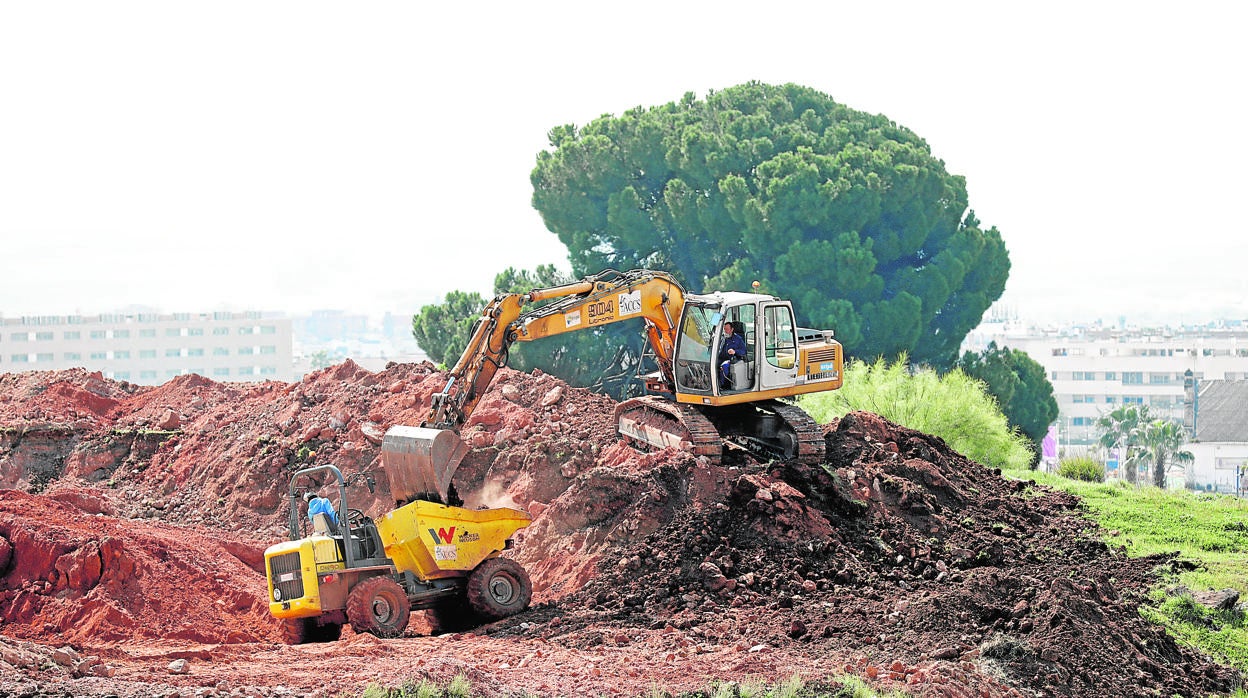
left=2, top=2, right=1245, bottom=325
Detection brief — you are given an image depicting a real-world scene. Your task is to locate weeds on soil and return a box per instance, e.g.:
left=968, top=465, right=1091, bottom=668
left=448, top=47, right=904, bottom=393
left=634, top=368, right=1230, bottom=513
left=356, top=673, right=907, bottom=697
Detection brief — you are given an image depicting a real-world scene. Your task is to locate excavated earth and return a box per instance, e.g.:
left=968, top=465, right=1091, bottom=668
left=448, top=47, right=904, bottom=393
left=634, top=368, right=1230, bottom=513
left=0, top=363, right=1240, bottom=697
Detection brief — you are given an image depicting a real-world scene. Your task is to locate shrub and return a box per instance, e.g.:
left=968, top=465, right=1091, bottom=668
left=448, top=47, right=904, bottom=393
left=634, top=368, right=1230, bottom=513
left=1058, top=456, right=1105, bottom=483
left=800, top=356, right=1033, bottom=471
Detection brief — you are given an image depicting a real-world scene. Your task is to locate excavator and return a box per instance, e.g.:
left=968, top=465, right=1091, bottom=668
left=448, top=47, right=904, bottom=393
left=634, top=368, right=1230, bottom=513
left=264, top=268, right=842, bottom=641
left=383, top=267, right=844, bottom=507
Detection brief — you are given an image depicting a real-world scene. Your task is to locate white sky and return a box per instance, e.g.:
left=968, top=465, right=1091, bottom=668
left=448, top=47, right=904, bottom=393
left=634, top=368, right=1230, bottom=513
left=2, top=1, right=1245, bottom=325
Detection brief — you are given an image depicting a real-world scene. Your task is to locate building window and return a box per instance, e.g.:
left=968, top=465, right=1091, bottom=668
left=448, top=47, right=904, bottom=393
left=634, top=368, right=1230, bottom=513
left=140, top=370, right=157, bottom=380
left=213, top=367, right=230, bottom=377
left=166, top=328, right=181, bottom=337
left=140, top=349, right=156, bottom=359
left=213, top=327, right=230, bottom=336
left=36, top=353, right=53, bottom=362
left=1122, top=373, right=1143, bottom=385
left=64, top=352, right=81, bottom=360
left=90, top=330, right=106, bottom=339
left=64, top=331, right=81, bottom=340
left=114, top=330, right=130, bottom=339
left=187, top=348, right=204, bottom=357
left=165, top=348, right=181, bottom=357
left=114, top=371, right=130, bottom=380
left=1071, top=417, right=1093, bottom=426
left=213, top=347, right=229, bottom=356
left=1106, top=396, right=1117, bottom=404
left=1105, top=372, right=1116, bottom=381
left=90, top=352, right=107, bottom=360
left=1149, top=373, right=1171, bottom=385
left=260, top=325, right=276, bottom=335
left=114, top=350, right=130, bottom=359
left=1124, top=396, right=1144, bottom=405
left=188, top=328, right=204, bottom=336
left=239, top=347, right=255, bottom=355
left=239, top=327, right=254, bottom=335
left=10, top=354, right=29, bottom=363
left=260, top=345, right=276, bottom=355
left=260, top=366, right=277, bottom=375
left=35, top=332, right=53, bottom=341
left=238, top=366, right=254, bottom=376
left=10, top=333, right=28, bottom=342
left=140, top=329, right=156, bottom=338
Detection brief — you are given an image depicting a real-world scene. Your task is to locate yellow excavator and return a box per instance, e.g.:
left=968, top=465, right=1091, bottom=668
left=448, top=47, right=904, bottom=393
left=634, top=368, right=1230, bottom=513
left=263, top=268, right=842, bottom=642
left=383, top=267, right=844, bottom=507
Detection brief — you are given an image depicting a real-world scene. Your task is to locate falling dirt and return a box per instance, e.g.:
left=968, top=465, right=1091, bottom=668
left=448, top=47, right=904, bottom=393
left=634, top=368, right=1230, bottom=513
left=0, top=364, right=1239, bottom=697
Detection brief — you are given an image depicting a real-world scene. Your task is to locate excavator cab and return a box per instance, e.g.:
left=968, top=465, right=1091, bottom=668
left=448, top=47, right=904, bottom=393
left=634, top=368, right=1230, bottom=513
left=673, top=292, right=818, bottom=400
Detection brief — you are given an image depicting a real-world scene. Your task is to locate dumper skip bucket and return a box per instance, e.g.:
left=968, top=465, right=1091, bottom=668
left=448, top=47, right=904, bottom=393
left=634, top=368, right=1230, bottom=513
left=381, top=425, right=469, bottom=505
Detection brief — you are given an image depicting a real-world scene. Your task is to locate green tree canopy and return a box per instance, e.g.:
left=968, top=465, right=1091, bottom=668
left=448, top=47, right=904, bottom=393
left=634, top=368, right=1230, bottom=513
left=957, top=341, right=1059, bottom=464
left=531, top=82, right=1010, bottom=368
left=411, top=290, right=486, bottom=366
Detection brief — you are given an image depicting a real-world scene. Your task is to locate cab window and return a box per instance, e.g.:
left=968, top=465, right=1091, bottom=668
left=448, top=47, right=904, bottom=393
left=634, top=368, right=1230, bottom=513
left=764, top=305, right=796, bottom=369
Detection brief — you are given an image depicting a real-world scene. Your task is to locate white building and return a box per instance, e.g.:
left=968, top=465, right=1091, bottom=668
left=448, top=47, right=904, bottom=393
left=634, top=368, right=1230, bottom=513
left=0, top=310, right=294, bottom=384
left=965, top=319, right=1248, bottom=452
left=1185, top=380, right=1248, bottom=494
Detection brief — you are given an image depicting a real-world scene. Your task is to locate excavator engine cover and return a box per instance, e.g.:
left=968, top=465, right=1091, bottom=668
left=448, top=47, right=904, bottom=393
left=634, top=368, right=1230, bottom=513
left=381, top=425, right=469, bottom=505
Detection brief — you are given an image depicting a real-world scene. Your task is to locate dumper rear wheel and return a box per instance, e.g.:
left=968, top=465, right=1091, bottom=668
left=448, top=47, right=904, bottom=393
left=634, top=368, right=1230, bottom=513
left=281, top=617, right=341, bottom=644
left=467, top=557, right=531, bottom=620
left=347, top=576, right=411, bottom=639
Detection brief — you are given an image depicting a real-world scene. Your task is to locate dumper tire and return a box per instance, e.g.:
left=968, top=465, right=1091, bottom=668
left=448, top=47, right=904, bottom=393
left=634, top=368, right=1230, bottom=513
left=466, top=557, right=532, bottom=621
left=347, top=576, right=411, bottom=639
left=425, top=601, right=480, bottom=635
left=281, top=617, right=341, bottom=644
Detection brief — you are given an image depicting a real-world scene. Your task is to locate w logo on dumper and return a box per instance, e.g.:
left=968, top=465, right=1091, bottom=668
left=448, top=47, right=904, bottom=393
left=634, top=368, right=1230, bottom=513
left=428, top=527, right=455, bottom=545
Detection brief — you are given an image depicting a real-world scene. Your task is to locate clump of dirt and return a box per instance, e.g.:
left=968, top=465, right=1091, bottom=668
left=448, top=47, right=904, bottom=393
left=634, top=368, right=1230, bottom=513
left=0, top=365, right=1241, bottom=698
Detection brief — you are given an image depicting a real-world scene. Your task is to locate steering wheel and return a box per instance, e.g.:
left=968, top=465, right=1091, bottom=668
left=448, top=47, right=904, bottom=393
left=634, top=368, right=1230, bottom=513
left=345, top=508, right=366, bottom=527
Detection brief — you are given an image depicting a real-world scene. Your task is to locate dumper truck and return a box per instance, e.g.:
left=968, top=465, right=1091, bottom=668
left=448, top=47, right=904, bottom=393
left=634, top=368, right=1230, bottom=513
left=263, top=460, right=532, bottom=642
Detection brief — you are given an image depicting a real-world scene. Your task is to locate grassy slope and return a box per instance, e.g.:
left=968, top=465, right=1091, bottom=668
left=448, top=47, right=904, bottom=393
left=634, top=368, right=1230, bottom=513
left=1016, top=470, right=1248, bottom=670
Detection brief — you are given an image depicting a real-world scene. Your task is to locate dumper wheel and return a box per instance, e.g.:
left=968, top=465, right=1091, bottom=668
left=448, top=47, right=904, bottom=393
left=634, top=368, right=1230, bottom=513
left=467, top=557, right=532, bottom=621
left=281, top=618, right=341, bottom=644
left=347, top=576, right=411, bottom=639
left=425, top=601, right=479, bottom=635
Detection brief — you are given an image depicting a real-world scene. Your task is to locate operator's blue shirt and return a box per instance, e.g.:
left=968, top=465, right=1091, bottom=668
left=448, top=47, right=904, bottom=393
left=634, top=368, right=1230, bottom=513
left=719, top=332, right=747, bottom=362
left=308, top=496, right=339, bottom=525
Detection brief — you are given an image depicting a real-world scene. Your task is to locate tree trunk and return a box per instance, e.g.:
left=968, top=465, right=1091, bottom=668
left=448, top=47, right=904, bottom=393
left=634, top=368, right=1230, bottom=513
left=1153, top=454, right=1167, bottom=489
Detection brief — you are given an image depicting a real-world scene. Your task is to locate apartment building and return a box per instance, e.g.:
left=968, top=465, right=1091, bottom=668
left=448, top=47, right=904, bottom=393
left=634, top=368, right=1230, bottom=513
left=965, top=320, right=1248, bottom=449
left=0, top=310, right=294, bottom=384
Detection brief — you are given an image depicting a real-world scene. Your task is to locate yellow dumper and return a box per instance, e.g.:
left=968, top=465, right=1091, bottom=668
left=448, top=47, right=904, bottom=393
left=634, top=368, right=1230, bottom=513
left=264, top=439, right=532, bottom=643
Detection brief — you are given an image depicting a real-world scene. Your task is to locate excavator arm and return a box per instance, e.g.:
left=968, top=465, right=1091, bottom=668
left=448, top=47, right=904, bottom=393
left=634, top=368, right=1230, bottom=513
left=425, top=268, right=684, bottom=431
left=383, top=269, right=686, bottom=505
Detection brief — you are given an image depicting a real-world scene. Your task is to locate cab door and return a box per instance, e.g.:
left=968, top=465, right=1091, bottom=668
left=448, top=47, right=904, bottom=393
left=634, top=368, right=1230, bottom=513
left=758, top=303, right=798, bottom=390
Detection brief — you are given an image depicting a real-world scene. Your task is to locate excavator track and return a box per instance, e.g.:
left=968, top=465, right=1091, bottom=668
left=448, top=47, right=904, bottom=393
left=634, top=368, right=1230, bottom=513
left=614, top=397, right=826, bottom=465
left=615, top=396, right=722, bottom=461
left=765, top=400, right=827, bottom=465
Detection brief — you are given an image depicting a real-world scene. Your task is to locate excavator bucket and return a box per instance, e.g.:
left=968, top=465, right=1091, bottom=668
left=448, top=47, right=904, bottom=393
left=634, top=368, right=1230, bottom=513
left=380, top=425, right=469, bottom=505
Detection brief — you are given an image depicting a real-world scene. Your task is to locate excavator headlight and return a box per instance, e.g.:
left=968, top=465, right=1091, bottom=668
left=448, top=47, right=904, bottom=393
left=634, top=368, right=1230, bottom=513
left=273, top=588, right=282, bottom=602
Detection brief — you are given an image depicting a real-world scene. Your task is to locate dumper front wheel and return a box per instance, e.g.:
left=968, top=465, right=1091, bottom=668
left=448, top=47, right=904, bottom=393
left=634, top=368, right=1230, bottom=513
left=347, top=576, right=411, bottom=639
left=467, top=557, right=531, bottom=620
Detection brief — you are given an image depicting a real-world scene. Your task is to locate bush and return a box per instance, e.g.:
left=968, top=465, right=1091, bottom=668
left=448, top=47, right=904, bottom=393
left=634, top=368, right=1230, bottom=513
left=1058, top=456, right=1105, bottom=483
left=800, top=356, right=1033, bottom=471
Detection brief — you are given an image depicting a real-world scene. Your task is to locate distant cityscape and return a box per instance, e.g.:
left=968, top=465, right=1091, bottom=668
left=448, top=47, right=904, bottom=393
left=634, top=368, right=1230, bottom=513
left=0, top=308, right=428, bottom=384
left=4, top=304, right=1246, bottom=492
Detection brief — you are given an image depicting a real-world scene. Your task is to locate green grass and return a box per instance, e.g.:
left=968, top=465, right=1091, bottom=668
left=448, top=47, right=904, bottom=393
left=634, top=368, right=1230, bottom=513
left=1012, top=469, right=1248, bottom=672
left=355, top=673, right=909, bottom=697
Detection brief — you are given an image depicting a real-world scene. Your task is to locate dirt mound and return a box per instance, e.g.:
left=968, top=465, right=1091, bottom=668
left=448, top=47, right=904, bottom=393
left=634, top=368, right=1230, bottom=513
left=0, top=364, right=1241, bottom=697
left=0, top=489, right=277, bottom=646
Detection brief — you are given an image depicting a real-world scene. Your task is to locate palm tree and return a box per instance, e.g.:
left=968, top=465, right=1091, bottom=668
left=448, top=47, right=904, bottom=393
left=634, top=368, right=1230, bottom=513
left=1097, top=405, right=1151, bottom=485
left=1141, top=419, right=1194, bottom=489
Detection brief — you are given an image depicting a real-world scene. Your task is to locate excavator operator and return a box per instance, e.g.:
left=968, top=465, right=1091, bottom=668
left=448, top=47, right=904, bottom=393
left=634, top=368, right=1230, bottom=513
left=718, top=320, right=747, bottom=388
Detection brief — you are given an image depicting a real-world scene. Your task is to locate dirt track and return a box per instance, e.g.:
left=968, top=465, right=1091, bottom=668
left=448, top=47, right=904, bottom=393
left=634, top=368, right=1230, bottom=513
left=0, top=364, right=1239, bottom=697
